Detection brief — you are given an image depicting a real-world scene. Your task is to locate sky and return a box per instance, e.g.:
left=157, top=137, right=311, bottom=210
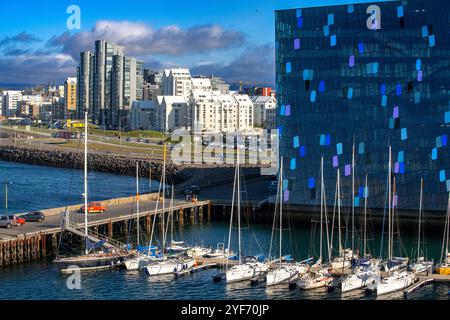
left=0, top=0, right=390, bottom=88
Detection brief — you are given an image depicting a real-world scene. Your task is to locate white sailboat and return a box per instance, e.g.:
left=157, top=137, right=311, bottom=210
left=124, top=162, right=162, bottom=270
left=297, top=157, right=332, bottom=290
left=266, top=158, right=309, bottom=286
left=436, top=193, right=450, bottom=275
left=367, top=147, right=415, bottom=296
left=341, top=174, right=379, bottom=293
left=54, top=110, right=131, bottom=270
left=145, top=144, right=195, bottom=276
left=330, top=169, right=353, bottom=270
left=409, top=178, right=434, bottom=274
left=225, top=147, right=269, bottom=284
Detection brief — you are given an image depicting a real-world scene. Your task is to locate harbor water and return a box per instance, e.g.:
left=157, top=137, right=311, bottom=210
left=0, top=161, right=448, bottom=300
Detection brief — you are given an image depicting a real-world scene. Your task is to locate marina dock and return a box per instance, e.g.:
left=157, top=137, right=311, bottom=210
left=0, top=193, right=211, bottom=267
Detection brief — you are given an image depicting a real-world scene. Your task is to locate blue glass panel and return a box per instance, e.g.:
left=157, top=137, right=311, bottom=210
left=310, top=90, right=317, bottom=102
left=436, top=136, right=442, bottom=148
left=422, top=26, right=428, bottom=37
left=359, top=186, right=365, bottom=198
left=416, top=59, right=422, bottom=71
left=348, top=4, right=354, bottom=13
left=293, top=136, right=300, bottom=148
left=432, top=148, right=438, bottom=160
left=300, top=146, right=306, bottom=157
left=286, top=62, right=292, bottom=73
left=349, top=55, right=355, bottom=67
left=442, top=135, right=447, bottom=146
left=297, top=16, right=303, bottom=28
left=397, top=6, right=404, bottom=17
left=328, top=14, right=334, bottom=25
left=323, top=25, right=330, bottom=36
left=294, top=38, right=300, bottom=50
left=320, top=134, right=325, bottom=146
left=330, top=34, right=336, bottom=46
left=444, top=111, right=450, bottom=123
left=382, top=95, right=387, bottom=107
left=380, top=84, right=386, bottom=95
left=401, top=128, right=408, bottom=140
left=445, top=111, right=450, bottom=124
left=429, top=35, right=435, bottom=47
left=358, top=42, right=364, bottom=54
left=398, top=151, right=404, bottom=162
left=364, top=186, right=369, bottom=198
left=308, top=177, right=315, bottom=189
left=347, top=87, right=353, bottom=99
left=440, top=170, right=446, bottom=182
left=283, top=179, right=289, bottom=190
left=399, top=162, right=405, bottom=174
left=325, top=134, right=331, bottom=146
left=354, top=197, right=360, bottom=207
left=296, top=9, right=302, bottom=17
left=319, top=80, right=325, bottom=92
left=389, top=118, right=395, bottom=129
left=396, top=84, right=402, bottom=96
left=336, top=142, right=343, bottom=155
left=414, top=92, right=421, bottom=104
left=280, top=104, right=285, bottom=116
left=447, top=180, right=450, bottom=192
left=290, top=158, right=296, bottom=170
left=358, top=142, right=365, bottom=154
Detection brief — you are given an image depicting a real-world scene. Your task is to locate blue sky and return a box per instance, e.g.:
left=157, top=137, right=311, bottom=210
left=0, top=0, right=390, bottom=87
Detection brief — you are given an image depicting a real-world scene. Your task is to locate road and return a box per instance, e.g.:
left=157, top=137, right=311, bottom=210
left=0, top=198, right=209, bottom=240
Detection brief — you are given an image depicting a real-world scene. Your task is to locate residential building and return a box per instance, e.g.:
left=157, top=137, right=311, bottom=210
left=64, top=77, right=77, bottom=119
left=76, top=51, right=94, bottom=119
left=276, top=0, right=450, bottom=211
left=161, top=68, right=192, bottom=98
left=3, top=91, right=22, bottom=117
left=251, top=95, right=277, bottom=129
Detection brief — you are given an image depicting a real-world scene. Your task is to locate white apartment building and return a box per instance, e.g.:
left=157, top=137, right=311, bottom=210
left=156, top=96, right=188, bottom=132
left=3, top=91, right=23, bottom=117
left=251, top=95, right=277, bottom=129
left=188, top=90, right=254, bottom=133
left=130, top=100, right=157, bottom=130
left=161, top=68, right=192, bottom=98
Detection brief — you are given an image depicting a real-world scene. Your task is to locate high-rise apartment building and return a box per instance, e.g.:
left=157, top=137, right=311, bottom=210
left=161, top=68, right=192, bottom=98
left=76, top=40, right=144, bottom=128
left=64, top=77, right=77, bottom=119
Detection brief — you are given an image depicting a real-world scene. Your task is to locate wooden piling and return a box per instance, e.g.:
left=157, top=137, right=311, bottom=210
left=208, top=201, right=212, bottom=221
left=108, top=221, right=113, bottom=239
left=52, top=234, right=58, bottom=254
left=179, top=209, right=184, bottom=227
left=31, top=237, right=37, bottom=260
left=0, top=242, right=3, bottom=266
left=17, top=239, right=24, bottom=263
left=146, top=214, right=151, bottom=234
left=199, top=206, right=203, bottom=222
left=3, top=242, right=10, bottom=266
left=10, top=240, right=17, bottom=265
left=190, top=208, right=195, bottom=224
left=25, top=238, right=31, bottom=261
left=41, top=235, right=47, bottom=257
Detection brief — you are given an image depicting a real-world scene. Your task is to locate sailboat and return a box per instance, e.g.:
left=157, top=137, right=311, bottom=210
left=436, top=193, right=450, bottom=275
left=166, top=185, right=192, bottom=254
left=297, top=157, right=333, bottom=290
left=330, top=169, right=354, bottom=270
left=144, top=144, right=196, bottom=276
left=266, top=158, right=309, bottom=286
left=341, top=174, right=379, bottom=293
left=366, top=146, right=415, bottom=296
left=409, top=178, right=434, bottom=274
left=124, top=162, right=161, bottom=271
left=225, top=147, right=269, bottom=284
left=54, top=110, right=132, bottom=270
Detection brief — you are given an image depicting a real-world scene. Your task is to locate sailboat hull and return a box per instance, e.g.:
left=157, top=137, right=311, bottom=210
left=226, top=263, right=269, bottom=283
left=376, top=271, right=415, bottom=296
left=145, top=259, right=196, bottom=276
left=436, top=264, right=450, bottom=275
left=266, top=264, right=308, bottom=286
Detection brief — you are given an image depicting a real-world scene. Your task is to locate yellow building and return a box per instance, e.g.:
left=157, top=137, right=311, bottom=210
left=64, top=77, right=77, bottom=118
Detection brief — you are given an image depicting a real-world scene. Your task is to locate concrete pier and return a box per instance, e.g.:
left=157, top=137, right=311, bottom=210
left=0, top=194, right=211, bottom=268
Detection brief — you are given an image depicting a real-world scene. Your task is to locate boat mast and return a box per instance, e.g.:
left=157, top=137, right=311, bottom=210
left=417, top=178, right=423, bottom=260
left=442, top=193, right=450, bottom=263
left=226, top=157, right=238, bottom=270
left=337, top=169, right=342, bottom=253
left=84, top=110, right=89, bottom=255
left=319, top=157, right=323, bottom=261
left=388, top=146, right=392, bottom=262
left=237, top=144, right=241, bottom=265
left=279, top=158, right=283, bottom=265
left=136, top=162, right=140, bottom=249
left=352, top=137, right=355, bottom=256
left=363, top=174, right=368, bottom=258
left=161, top=144, right=166, bottom=259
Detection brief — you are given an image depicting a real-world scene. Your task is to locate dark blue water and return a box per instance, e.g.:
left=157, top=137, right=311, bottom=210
left=0, top=161, right=448, bottom=300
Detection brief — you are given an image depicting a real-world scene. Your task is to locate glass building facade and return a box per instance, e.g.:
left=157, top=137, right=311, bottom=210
left=275, top=0, right=450, bottom=212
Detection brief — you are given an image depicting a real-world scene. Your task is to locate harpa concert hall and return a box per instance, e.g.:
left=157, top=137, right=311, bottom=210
left=275, top=0, right=450, bottom=212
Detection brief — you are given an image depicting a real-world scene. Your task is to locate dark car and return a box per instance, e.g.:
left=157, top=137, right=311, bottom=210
left=23, top=211, right=46, bottom=222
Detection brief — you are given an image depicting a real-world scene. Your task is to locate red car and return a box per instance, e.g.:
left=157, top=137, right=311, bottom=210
left=79, top=202, right=106, bottom=214
left=16, top=216, right=26, bottom=226
left=7, top=215, right=25, bottom=226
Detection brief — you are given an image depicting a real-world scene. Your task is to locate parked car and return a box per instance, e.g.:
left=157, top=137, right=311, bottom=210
left=0, top=216, right=13, bottom=229
left=15, top=216, right=26, bottom=226
left=137, top=138, right=144, bottom=142
left=144, top=139, right=151, bottom=144
left=23, top=211, right=45, bottom=222
left=79, top=202, right=106, bottom=214
left=125, top=138, right=132, bottom=142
